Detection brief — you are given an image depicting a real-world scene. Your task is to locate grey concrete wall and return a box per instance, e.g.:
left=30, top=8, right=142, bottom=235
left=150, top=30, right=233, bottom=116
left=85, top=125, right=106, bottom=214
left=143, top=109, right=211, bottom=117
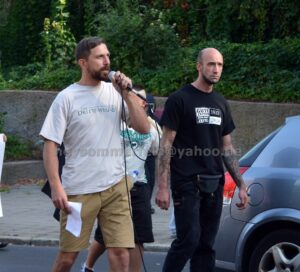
left=2, top=160, right=46, bottom=184
left=0, top=90, right=55, bottom=144
left=1, top=91, right=300, bottom=184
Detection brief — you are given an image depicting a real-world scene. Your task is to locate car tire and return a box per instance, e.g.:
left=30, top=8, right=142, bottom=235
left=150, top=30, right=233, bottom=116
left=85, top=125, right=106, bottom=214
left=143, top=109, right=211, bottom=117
left=248, top=229, right=300, bottom=272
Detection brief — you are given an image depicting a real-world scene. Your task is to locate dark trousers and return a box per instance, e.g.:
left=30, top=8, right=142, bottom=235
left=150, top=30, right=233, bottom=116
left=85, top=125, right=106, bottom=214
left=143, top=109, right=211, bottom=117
left=163, top=181, right=223, bottom=272
left=145, top=154, right=156, bottom=198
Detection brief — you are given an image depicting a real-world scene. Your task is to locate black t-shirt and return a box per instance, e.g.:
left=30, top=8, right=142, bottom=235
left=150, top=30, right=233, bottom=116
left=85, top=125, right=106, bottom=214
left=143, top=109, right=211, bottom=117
left=160, top=84, right=235, bottom=185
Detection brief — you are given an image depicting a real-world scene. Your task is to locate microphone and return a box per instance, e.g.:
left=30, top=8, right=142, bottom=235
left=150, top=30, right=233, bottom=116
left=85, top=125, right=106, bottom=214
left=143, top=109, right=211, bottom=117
left=108, top=71, right=147, bottom=102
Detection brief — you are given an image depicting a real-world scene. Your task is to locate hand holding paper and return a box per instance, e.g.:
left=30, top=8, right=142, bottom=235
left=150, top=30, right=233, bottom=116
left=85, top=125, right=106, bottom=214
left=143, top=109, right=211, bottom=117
left=65, top=201, right=82, bottom=237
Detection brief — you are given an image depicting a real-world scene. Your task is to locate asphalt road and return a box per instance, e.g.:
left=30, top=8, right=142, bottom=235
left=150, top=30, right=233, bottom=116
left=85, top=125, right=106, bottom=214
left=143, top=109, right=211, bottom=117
left=0, top=245, right=231, bottom=272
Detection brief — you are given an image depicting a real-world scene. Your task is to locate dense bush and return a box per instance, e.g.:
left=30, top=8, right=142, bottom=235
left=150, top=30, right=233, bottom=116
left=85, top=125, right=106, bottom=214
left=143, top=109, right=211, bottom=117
left=1, top=38, right=299, bottom=103
left=0, top=0, right=299, bottom=103
left=1, top=0, right=299, bottom=68
left=1, top=64, right=80, bottom=91
left=0, top=0, right=51, bottom=67
left=93, top=1, right=180, bottom=78
left=40, top=0, right=76, bottom=69
left=215, top=39, right=300, bottom=102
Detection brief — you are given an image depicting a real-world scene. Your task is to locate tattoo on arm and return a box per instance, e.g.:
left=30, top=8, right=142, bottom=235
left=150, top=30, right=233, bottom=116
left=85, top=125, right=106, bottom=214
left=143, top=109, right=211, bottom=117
left=158, top=145, right=171, bottom=177
left=157, top=128, right=176, bottom=180
left=222, top=148, right=244, bottom=188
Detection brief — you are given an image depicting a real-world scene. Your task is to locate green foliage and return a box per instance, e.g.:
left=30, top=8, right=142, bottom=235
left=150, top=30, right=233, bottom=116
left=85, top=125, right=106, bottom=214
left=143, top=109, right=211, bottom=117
left=0, top=113, right=36, bottom=161
left=32, top=66, right=79, bottom=90
left=149, top=0, right=300, bottom=44
left=0, top=73, right=6, bottom=89
left=148, top=1, right=207, bottom=44
left=1, top=37, right=299, bottom=103
left=237, top=0, right=269, bottom=42
left=66, top=0, right=85, bottom=40
left=0, top=0, right=299, bottom=103
left=192, top=38, right=300, bottom=102
left=1, top=0, right=299, bottom=69
left=92, top=0, right=180, bottom=81
left=2, top=64, right=80, bottom=91
left=40, top=0, right=76, bottom=68
left=0, top=112, right=6, bottom=132
left=4, top=63, right=44, bottom=82
left=82, top=0, right=111, bottom=36
left=138, top=47, right=196, bottom=95
left=4, top=135, right=32, bottom=161
left=0, top=0, right=52, bottom=67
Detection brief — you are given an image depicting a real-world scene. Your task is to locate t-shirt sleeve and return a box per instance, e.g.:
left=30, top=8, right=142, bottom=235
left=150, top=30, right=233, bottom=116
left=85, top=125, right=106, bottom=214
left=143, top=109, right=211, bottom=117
left=160, top=94, right=182, bottom=131
left=39, top=94, right=68, bottom=145
left=222, top=100, right=235, bottom=136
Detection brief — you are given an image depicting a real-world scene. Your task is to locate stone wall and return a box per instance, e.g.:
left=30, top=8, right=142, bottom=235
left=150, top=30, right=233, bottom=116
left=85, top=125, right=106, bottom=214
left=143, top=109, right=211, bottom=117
left=0, top=90, right=56, bottom=144
left=1, top=91, right=300, bottom=184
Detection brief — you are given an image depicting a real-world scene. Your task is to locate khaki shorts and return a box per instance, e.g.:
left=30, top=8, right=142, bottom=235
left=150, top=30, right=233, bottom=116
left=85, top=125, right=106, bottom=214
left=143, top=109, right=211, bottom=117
left=59, top=177, right=134, bottom=252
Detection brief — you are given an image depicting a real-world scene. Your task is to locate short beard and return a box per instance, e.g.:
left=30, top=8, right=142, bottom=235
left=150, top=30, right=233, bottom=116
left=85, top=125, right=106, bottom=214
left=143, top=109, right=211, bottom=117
left=89, top=67, right=110, bottom=81
left=202, top=73, right=218, bottom=85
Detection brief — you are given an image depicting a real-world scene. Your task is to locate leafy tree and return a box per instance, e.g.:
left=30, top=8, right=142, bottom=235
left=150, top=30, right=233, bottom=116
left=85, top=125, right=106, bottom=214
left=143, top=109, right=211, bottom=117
left=40, top=0, right=76, bottom=69
left=0, top=0, right=51, bottom=67
left=92, top=0, right=180, bottom=81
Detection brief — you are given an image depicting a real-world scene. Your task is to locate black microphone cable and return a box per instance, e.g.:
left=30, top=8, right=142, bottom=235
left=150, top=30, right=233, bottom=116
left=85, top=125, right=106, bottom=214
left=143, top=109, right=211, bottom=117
left=109, top=70, right=161, bottom=161
left=111, top=71, right=161, bottom=272
left=119, top=92, right=162, bottom=272
left=120, top=87, right=148, bottom=272
left=123, top=102, right=162, bottom=162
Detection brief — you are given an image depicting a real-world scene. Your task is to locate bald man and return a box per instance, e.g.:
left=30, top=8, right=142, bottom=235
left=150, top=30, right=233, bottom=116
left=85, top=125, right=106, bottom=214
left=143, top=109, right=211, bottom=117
left=156, top=48, right=248, bottom=271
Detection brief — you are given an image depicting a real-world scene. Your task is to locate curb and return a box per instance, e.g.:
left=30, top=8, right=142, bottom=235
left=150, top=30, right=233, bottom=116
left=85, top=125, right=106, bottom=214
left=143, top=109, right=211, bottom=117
left=0, top=236, right=170, bottom=252
left=144, top=243, right=170, bottom=252
left=0, top=236, right=59, bottom=247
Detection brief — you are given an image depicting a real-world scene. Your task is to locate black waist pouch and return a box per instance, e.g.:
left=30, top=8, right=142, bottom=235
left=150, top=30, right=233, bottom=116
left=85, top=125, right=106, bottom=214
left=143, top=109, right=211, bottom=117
left=194, top=174, right=222, bottom=193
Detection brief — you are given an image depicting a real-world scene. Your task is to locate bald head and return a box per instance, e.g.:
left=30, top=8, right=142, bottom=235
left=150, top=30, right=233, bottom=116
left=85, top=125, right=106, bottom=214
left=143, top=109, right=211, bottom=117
left=197, top=48, right=223, bottom=64
left=195, top=47, right=224, bottom=89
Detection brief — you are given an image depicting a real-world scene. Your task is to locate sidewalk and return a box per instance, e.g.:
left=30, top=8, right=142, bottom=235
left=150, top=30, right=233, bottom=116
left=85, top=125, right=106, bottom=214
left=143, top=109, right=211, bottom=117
left=0, top=183, right=173, bottom=251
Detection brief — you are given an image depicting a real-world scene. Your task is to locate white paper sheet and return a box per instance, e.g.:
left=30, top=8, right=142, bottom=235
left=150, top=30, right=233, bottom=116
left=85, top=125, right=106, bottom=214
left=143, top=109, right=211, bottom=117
left=0, top=194, right=3, bottom=217
left=0, top=133, right=5, bottom=182
left=65, top=201, right=82, bottom=237
left=0, top=133, right=6, bottom=217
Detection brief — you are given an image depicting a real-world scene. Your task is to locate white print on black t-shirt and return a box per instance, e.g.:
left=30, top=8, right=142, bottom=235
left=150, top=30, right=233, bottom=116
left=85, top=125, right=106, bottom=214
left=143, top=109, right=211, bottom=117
left=195, top=107, right=222, bottom=125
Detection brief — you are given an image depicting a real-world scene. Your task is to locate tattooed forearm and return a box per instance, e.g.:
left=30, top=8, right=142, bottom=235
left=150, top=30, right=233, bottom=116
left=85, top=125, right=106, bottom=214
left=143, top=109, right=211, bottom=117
left=158, top=145, right=171, bottom=177
left=222, top=148, right=245, bottom=188
left=156, top=128, right=176, bottom=185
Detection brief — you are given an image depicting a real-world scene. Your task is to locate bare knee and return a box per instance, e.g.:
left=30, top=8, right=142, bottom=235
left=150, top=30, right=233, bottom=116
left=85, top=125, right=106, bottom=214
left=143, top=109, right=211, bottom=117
left=109, top=247, right=129, bottom=260
left=53, top=251, right=78, bottom=272
left=108, top=248, right=130, bottom=272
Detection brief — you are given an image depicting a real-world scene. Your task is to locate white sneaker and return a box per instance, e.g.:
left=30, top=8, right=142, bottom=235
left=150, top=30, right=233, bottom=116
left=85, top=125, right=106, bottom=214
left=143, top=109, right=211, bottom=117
left=80, top=262, right=94, bottom=272
left=80, top=262, right=86, bottom=272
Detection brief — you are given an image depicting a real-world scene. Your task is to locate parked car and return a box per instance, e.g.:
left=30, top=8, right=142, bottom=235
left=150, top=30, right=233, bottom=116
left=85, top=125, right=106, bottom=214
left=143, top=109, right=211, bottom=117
left=215, top=115, right=300, bottom=272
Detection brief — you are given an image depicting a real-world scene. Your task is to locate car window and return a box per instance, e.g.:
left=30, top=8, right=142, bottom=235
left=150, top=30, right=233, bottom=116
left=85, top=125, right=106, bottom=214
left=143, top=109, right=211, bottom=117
left=253, top=119, right=300, bottom=168
left=239, top=128, right=279, bottom=167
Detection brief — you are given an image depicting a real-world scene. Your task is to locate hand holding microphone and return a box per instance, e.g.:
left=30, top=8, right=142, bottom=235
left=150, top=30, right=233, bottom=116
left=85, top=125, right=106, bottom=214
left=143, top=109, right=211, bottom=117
left=108, top=70, right=132, bottom=96
left=108, top=71, right=147, bottom=102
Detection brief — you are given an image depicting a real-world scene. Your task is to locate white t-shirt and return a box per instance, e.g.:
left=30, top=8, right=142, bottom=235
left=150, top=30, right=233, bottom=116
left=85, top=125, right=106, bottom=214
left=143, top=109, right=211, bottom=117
left=121, top=118, right=159, bottom=184
left=40, top=82, right=128, bottom=195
